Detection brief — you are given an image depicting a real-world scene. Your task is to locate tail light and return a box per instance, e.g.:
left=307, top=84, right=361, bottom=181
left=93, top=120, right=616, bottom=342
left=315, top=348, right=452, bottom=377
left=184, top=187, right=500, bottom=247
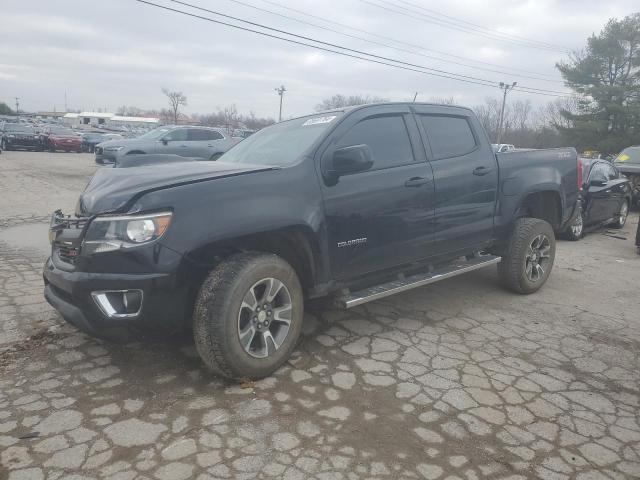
left=577, top=158, right=583, bottom=191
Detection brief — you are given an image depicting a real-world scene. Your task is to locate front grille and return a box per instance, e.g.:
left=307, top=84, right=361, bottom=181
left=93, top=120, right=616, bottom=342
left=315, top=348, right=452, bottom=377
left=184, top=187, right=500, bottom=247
left=51, top=210, right=89, bottom=230
left=56, top=244, right=80, bottom=264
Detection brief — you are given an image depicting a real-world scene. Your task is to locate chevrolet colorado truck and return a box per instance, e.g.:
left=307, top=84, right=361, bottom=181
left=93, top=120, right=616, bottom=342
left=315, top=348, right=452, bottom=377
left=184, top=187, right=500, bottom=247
left=44, top=103, right=580, bottom=380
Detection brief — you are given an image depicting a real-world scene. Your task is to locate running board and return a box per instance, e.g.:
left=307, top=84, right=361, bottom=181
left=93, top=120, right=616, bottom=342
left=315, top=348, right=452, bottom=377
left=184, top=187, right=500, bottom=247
left=339, top=254, right=501, bottom=309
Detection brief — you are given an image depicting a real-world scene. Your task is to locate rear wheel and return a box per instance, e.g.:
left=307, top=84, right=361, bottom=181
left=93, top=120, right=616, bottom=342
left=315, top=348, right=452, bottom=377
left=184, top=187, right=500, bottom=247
left=193, top=252, right=303, bottom=380
left=498, top=218, right=556, bottom=294
left=610, top=199, right=628, bottom=229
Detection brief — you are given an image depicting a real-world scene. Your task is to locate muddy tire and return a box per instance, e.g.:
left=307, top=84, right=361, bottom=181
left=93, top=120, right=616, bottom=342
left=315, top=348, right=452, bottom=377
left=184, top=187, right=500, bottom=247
left=498, top=218, right=556, bottom=294
left=193, top=252, right=303, bottom=380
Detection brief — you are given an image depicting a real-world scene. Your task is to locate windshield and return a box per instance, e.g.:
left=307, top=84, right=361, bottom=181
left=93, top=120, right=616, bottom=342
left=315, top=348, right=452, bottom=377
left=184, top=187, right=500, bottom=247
left=138, top=126, right=173, bottom=140
left=219, top=113, right=342, bottom=166
left=48, top=127, right=75, bottom=135
left=4, top=124, right=32, bottom=133
left=614, top=146, right=640, bottom=164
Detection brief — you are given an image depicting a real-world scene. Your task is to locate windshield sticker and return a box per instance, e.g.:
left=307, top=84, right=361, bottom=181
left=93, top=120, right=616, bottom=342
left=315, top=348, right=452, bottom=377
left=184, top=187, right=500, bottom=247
left=617, top=154, right=629, bottom=162
left=302, top=115, right=336, bottom=126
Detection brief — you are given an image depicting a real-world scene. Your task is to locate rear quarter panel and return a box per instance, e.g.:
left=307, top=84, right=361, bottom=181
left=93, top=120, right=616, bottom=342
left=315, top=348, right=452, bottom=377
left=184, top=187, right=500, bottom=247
left=495, top=147, right=579, bottom=237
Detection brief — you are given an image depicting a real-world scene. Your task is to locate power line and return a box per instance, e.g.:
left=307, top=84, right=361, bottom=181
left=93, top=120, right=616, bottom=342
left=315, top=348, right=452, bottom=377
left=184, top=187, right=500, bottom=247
left=134, top=0, right=573, bottom=97
left=164, top=0, right=571, bottom=96
left=393, top=0, right=570, bottom=51
left=361, top=0, right=570, bottom=54
left=257, top=0, right=562, bottom=80
left=219, top=0, right=564, bottom=84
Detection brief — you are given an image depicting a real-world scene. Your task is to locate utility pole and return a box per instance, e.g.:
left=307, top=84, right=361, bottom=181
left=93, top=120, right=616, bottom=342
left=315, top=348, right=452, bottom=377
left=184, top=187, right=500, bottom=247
left=275, top=85, right=286, bottom=122
left=14, top=97, right=19, bottom=122
left=496, top=81, right=517, bottom=144
left=64, top=91, right=68, bottom=112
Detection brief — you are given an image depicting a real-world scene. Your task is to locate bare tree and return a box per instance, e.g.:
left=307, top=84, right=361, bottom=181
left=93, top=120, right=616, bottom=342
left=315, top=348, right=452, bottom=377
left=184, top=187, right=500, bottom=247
left=223, top=104, right=239, bottom=135
left=162, top=88, right=187, bottom=124
left=315, top=94, right=387, bottom=111
left=428, top=96, right=457, bottom=105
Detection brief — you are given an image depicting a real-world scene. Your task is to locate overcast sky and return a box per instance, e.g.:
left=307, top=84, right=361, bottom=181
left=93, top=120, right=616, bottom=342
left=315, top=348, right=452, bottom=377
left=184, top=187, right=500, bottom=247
left=1, top=0, right=637, bottom=119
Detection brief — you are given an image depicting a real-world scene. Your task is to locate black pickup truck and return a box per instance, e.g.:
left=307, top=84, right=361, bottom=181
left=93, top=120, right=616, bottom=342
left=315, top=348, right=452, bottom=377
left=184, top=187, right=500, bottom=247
left=44, top=103, right=580, bottom=380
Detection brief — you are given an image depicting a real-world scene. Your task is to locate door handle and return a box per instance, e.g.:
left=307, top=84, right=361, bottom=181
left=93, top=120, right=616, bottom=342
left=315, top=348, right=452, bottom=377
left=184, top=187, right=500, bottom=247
left=473, top=166, right=493, bottom=176
left=404, top=177, right=430, bottom=187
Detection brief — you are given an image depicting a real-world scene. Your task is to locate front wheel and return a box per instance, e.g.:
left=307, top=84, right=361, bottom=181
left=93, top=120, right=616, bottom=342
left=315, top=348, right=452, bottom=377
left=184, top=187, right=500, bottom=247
left=193, top=252, right=303, bottom=380
left=498, top=218, right=556, bottom=294
left=561, top=209, right=584, bottom=241
left=610, top=199, right=628, bottom=229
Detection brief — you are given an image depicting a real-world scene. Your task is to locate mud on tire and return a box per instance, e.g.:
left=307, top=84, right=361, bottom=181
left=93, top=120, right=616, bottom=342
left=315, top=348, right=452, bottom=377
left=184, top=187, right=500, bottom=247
left=193, top=252, right=303, bottom=380
left=498, top=217, right=556, bottom=294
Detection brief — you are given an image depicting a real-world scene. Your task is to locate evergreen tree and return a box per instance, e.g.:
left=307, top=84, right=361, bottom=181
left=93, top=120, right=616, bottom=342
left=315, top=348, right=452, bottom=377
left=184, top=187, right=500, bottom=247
left=557, top=14, right=640, bottom=154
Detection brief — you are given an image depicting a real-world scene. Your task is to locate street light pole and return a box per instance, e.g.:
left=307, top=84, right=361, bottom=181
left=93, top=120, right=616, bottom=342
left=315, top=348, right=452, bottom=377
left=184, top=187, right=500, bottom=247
left=14, top=97, right=20, bottom=122
left=496, top=81, right=517, bottom=144
left=275, top=85, right=286, bottom=122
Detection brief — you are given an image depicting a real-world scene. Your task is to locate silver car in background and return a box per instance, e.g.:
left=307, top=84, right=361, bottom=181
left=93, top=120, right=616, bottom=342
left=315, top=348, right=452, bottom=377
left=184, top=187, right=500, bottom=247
left=94, top=125, right=237, bottom=165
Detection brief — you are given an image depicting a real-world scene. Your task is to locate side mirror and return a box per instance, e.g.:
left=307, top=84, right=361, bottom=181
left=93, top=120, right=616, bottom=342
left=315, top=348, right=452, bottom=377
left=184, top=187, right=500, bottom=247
left=589, top=178, right=606, bottom=187
left=327, top=144, right=373, bottom=178
left=161, top=138, right=169, bottom=145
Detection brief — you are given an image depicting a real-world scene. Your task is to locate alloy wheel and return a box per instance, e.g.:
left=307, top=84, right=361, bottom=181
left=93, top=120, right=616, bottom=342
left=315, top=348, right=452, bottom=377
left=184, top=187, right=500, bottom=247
left=237, top=277, right=293, bottom=359
left=525, top=234, right=551, bottom=283
left=618, top=201, right=628, bottom=227
left=570, top=214, right=583, bottom=238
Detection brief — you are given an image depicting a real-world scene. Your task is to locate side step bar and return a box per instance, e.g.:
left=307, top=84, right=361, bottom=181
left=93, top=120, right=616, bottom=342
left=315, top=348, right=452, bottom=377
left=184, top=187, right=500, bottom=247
left=339, top=254, right=501, bottom=309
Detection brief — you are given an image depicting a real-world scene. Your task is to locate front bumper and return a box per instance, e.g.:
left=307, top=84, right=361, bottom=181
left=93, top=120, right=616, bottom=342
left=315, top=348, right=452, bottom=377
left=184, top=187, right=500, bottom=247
left=94, top=147, right=118, bottom=164
left=43, top=256, right=189, bottom=337
left=51, top=140, right=81, bottom=151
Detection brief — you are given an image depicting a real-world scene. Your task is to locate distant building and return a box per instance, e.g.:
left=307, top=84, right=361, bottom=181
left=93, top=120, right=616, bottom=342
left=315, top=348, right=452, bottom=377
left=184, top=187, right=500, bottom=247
left=36, top=111, right=68, bottom=121
left=61, top=111, right=159, bottom=129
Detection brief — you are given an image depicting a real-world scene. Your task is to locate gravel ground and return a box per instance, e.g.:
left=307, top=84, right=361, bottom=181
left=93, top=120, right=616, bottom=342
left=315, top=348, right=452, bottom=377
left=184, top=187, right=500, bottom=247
left=1, top=150, right=639, bottom=480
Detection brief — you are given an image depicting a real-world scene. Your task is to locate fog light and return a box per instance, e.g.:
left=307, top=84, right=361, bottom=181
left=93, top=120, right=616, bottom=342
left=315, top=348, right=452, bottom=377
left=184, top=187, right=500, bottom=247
left=92, top=290, right=143, bottom=319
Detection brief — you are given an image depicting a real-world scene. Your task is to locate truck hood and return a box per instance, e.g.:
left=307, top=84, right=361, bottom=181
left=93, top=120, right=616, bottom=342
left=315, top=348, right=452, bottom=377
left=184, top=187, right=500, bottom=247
left=77, top=161, right=276, bottom=215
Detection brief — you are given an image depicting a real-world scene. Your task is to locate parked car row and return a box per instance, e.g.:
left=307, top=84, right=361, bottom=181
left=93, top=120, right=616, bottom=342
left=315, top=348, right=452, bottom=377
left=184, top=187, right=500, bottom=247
left=0, top=123, right=86, bottom=152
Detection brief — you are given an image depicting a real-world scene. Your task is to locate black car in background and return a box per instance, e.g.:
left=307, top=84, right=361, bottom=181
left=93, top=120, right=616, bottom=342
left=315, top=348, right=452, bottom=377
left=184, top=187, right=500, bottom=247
left=1, top=123, right=44, bottom=151
left=562, top=159, right=632, bottom=240
left=613, top=146, right=640, bottom=205
left=82, top=132, right=124, bottom=153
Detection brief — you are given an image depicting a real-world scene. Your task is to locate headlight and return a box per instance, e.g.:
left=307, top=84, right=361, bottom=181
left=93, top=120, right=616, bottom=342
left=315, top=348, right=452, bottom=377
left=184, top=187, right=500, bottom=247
left=7, top=134, right=15, bottom=138
left=83, top=212, right=172, bottom=254
left=104, top=146, right=124, bottom=152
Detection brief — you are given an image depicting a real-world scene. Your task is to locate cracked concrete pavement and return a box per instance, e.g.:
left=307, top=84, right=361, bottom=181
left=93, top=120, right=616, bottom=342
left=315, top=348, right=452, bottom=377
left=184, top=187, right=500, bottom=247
left=1, top=150, right=639, bottom=480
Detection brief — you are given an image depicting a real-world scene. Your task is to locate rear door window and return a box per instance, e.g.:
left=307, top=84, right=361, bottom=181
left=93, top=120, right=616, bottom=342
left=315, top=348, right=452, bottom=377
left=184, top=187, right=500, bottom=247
left=335, top=115, right=415, bottom=171
left=188, top=129, right=224, bottom=141
left=164, top=129, right=188, bottom=141
left=419, top=115, right=477, bottom=159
